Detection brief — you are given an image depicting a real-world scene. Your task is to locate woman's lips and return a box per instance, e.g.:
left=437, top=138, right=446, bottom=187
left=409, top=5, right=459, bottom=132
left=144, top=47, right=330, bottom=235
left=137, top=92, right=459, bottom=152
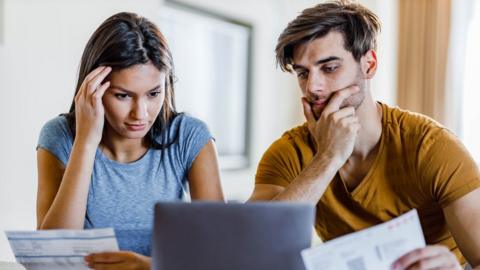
left=125, top=123, right=147, bottom=131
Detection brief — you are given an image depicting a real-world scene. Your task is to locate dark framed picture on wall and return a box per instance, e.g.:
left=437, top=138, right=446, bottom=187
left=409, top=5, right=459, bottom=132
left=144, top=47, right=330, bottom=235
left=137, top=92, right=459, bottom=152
left=157, top=0, right=252, bottom=169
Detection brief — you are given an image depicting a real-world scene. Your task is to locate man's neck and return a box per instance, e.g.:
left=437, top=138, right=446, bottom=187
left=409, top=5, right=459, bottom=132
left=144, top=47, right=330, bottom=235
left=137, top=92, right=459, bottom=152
left=338, top=91, right=383, bottom=191
left=351, top=91, right=383, bottom=160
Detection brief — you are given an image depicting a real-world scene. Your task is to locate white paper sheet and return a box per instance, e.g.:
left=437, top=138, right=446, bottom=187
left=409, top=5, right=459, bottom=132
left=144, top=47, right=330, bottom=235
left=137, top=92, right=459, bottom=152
left=302, top=209, right=426, bottom=270
left=5, top=228, right=118, bottom=270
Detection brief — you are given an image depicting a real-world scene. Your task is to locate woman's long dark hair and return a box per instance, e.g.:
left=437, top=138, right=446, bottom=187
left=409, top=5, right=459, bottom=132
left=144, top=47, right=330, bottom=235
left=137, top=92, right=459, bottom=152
left=64, top=12, right=180, bottom=149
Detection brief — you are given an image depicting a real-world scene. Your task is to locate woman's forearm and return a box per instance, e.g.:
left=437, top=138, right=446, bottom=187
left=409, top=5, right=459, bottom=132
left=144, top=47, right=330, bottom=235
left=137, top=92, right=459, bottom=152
left=40, top=140, right=96, bottom=229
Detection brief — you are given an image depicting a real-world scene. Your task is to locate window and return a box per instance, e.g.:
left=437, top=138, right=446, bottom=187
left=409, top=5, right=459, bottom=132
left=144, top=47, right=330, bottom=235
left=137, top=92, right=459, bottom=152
left=461, top=1, right=480, bottom=162
left=157, top=1, right=252, bottom=169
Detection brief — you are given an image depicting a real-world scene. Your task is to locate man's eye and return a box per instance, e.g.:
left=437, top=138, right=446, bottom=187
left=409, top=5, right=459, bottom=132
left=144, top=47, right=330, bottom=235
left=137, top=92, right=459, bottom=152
left=114, top=93, right=129, bottom=99
left=323, top=66, right=338, bottom=73
left=296, top=71, right=308, bottom=79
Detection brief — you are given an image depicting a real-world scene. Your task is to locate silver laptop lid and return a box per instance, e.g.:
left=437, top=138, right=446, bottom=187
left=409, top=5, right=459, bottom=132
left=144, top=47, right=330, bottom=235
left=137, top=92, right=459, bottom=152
left=152, top=201, right=314, bottom=270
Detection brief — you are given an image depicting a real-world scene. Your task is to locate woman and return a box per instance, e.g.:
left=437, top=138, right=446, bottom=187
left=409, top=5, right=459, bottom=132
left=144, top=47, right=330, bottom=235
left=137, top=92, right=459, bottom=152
left=36, top=12, right=224, bottom=270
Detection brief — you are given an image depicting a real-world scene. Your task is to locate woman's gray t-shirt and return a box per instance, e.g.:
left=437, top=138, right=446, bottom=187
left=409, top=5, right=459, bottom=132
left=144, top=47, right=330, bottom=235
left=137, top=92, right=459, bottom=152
left=37, top=114, right=213, bottom=256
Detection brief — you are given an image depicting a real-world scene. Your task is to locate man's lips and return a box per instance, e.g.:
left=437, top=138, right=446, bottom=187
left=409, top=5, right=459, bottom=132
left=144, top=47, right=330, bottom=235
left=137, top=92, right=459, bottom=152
left=311, top=99, right=327, bottom=105
left=307, top=97, right=329, bottom=108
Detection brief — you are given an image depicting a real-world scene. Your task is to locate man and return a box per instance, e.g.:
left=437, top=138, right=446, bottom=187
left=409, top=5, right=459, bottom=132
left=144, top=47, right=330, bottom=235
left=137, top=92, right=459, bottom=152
left=249, top=1, right=480, bottom=269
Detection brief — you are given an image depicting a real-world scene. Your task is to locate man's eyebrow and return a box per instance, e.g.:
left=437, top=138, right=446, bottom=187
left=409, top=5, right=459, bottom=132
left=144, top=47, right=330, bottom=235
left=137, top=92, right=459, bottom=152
left=109, top=85, right=162, bottom=94
left=292, top=56, right=343, bottom=70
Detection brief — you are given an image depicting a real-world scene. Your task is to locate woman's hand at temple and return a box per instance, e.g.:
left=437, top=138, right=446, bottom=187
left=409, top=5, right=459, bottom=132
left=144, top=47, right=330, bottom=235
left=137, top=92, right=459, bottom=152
left=74, top=65, right=112, bottom=148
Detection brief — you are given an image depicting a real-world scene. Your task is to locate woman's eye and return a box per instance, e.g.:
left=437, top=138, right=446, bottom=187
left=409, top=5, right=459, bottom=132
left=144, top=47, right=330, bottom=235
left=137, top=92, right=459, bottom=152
left=114, top=93, right=129, bottom=99
left=149, top=91, right=161, bottom=97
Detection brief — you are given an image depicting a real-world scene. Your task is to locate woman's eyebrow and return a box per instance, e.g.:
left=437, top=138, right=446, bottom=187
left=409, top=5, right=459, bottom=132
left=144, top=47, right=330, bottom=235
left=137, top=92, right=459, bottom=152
left=109, top=85, right=162, bottom=94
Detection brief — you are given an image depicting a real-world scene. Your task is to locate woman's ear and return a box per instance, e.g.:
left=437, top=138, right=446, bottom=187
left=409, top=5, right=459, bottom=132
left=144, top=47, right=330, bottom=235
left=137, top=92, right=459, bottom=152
left=361, top=50, right=377, bottom=79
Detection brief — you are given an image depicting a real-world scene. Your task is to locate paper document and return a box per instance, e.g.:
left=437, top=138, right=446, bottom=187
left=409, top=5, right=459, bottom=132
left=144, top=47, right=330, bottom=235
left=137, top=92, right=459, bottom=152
left=5, top=228, right=118, bottom=270
left=302, top=209, right=426, bottom=270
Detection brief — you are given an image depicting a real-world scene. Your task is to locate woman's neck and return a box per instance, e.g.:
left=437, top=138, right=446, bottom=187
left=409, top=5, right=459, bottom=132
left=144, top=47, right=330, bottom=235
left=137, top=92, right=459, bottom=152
left=100, top=129, right=149, bottom=163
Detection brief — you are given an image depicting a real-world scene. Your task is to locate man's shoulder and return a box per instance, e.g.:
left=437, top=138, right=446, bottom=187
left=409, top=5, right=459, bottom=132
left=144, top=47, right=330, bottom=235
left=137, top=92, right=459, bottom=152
left=264, top=123, right=312, bottom=158
left=382, top=103, right=445, bottom=137
left=381, top=103, right=460, bottom=161
left=276, top=123, right=310, bottom=147
left=257, top=123, right=313, bottom=181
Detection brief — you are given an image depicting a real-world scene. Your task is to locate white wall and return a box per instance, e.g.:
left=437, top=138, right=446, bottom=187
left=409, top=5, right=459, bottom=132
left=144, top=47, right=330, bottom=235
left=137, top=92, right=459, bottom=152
left=0, top=0, right=163, bottom=261
left=0, top=0, right=397, bottom=260
left=361, top=0, right=398, bottom=105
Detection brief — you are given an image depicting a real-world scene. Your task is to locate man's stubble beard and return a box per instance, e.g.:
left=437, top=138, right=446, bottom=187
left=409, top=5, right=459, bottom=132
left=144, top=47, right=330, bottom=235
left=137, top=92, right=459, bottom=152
left=314, top=68, right=367, bottom=119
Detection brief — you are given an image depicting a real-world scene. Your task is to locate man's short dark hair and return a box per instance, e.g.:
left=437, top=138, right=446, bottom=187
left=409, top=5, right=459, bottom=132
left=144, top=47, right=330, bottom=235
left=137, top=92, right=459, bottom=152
left=275, top=0, right=381, bottom=72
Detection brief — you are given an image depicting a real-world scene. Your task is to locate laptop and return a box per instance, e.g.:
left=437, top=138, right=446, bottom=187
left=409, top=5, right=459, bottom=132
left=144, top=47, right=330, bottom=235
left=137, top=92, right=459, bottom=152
left=151, top=201, right=315, bottom=270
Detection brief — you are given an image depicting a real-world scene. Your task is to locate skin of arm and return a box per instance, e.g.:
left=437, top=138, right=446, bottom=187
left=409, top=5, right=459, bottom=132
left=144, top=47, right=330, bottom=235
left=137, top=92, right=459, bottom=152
left=37, top=66, right=112, bottom=229
left=188, top=139, right=225, bottom=201
left=37, top=142, right=97, bottom=229
left=443, top=188, right=480, bottom=269
left=249, top=154, right=342, bottom=204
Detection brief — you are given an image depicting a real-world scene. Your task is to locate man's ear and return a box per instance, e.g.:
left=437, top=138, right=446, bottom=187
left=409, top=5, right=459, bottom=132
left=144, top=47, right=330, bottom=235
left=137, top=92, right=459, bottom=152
left=361, top=50, right=377, bottom=79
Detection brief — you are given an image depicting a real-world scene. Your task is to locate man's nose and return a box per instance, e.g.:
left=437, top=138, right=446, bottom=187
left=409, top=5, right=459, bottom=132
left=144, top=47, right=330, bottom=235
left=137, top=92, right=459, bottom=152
left=305, top=72, right=326, bottom=95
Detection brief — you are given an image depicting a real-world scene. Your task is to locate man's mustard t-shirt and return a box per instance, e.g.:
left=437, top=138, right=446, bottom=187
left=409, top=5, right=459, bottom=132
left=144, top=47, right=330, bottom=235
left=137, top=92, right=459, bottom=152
left=256, top=103, right=480, bottom=263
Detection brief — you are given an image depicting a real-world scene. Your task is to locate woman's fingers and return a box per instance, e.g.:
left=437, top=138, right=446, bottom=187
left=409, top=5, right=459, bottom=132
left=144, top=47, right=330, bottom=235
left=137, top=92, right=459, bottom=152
left=91, top=81, right=110, bottom=107
left=76, top=66, right=108, bottom=100
left=85, top=66, right=112, bottom=98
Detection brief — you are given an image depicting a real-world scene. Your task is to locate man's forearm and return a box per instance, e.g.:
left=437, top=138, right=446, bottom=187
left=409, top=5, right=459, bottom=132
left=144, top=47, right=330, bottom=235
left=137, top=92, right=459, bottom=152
left=272, top=154, right=342, bottom=204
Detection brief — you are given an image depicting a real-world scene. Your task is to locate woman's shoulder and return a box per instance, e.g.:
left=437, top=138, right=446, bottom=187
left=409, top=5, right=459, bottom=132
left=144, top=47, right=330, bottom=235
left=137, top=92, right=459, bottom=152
left=171, top=113, right=207, bottom=128
left=39, top=115, right=72, bottom=141
left=37, top=115, right=73, bottom=166
left=167, top=113, right=210, bottom=138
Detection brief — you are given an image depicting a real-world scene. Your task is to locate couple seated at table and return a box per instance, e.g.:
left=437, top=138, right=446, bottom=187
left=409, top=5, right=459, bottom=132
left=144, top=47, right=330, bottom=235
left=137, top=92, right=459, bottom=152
left=36, top=1, right=480, bottom=270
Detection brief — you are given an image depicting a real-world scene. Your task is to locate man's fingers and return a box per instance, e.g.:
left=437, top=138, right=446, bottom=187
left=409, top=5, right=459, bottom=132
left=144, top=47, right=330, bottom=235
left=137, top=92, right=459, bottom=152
left=331, top=106, right=356, bottom=122
left=322, top=85, right=359, bottom=116
left=405, top=255, right=457, bottom=270
left=339, top=116, right=360, bottom=127
left=392, top=246, right=451, bottom=270
left=302, top=97, right=316, bottom=123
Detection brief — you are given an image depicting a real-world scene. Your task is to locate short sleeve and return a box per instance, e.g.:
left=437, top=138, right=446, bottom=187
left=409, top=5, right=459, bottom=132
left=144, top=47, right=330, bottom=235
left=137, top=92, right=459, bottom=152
left=418, top=127, right=480, bottom=207
left=255, top=137, right=304, bottom=188
left=175, top=115, right=214, bottom=171
left=37, top=116, right=73, bottom=166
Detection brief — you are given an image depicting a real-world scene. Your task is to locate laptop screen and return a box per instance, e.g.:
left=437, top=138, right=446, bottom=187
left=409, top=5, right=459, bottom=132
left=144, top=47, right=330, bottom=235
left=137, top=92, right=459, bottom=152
left=151, top=201, right=314, bottom=270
